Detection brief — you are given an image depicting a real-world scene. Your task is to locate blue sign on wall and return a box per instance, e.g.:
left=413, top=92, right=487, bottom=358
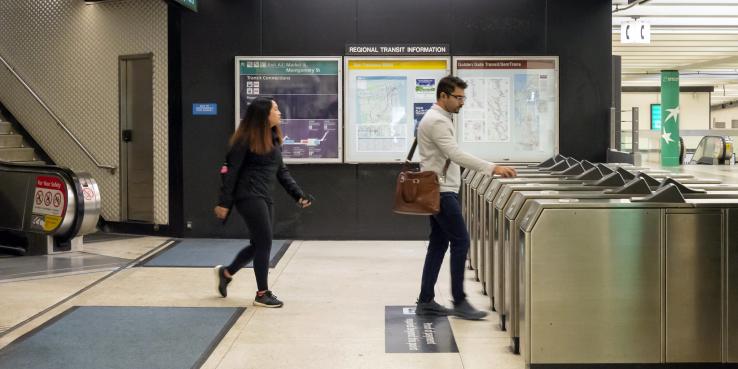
left=193, top=103, right=217, bottom=116
left=651, top=104, right=661, bottom=130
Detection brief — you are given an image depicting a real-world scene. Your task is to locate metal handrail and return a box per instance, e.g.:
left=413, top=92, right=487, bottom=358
left=0, top=54, right=116, bottom=173
left=612, top=0, right=651, bottom=14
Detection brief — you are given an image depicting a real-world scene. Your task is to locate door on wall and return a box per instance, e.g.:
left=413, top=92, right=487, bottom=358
left=119, top=54, right=154, bottom=223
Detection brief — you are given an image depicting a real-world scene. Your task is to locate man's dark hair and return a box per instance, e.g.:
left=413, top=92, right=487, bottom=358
left=436, top=75, right=468, bottom=99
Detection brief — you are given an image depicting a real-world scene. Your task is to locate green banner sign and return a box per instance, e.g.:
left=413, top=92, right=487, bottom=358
left=172, top=0, right=197, bottom=12
left=239, top=60, right=339, bottom=75
left=660, top=70, right=680, bottom=166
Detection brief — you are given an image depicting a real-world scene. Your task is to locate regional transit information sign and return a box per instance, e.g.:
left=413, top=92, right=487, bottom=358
left=235, top=57, right=342, bottom=163
left=343, top=57, right=450, bottom=163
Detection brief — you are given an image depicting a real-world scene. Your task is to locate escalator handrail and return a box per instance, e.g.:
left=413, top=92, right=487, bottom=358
left=691, top=135, right=727, bottom=164
left=0, top=161, right=85, bottom=241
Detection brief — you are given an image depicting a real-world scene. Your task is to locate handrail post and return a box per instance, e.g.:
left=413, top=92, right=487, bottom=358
left=610, top=106, right=618, bottom=150
left=632, top=107, right=640, bottom=165
left=632, top=107, right=639, bottom=153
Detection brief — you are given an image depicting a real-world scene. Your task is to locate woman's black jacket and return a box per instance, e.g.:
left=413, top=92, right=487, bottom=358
left=218, top=138, right=304, bottom=208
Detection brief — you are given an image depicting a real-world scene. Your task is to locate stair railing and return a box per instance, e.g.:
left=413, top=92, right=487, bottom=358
left=0, top=53, right=116, bottom=173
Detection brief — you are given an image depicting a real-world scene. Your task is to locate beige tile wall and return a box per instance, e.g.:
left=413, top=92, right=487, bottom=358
left=0, top=0, right=169, bottom=224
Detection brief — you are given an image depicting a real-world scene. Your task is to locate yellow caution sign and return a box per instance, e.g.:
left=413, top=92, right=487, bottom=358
left=348, top=60, right=447, bottom=70
left=43, top=215, right=62, bottom=232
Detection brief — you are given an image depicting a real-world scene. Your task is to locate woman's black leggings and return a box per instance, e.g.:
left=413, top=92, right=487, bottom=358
left=225, top=197, right=273, bottom=291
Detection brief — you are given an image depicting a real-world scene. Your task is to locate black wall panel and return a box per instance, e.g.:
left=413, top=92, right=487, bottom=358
left=613, top=55, right=622, bottom=144
left=547, top=0, right=611, bottom=162
left=356, top=0, right=450, bottom=43
left=451, top=0, right=546, bottom=55
left=175, top=0, right=612, bottom=239
left=179, top=0, right=261, bottom=237
left=262, top=0, right=357, bottom=55
left=271, top=165, right=359, bottom=239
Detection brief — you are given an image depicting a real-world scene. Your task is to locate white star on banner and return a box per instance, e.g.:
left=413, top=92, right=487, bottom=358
left=664, top=106, right=680, bottom=124
left=662, top=128, right=674, bottom=144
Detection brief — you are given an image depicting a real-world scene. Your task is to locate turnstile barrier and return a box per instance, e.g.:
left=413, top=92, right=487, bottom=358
left=500, top=178, right=738, bottom=354
left=517, top=185, right=737, bottom=365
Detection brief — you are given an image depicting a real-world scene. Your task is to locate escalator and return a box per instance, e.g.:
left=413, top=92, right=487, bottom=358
left=687, top=135, right=734, bottom=165
left=0, top=161, right=100, bottom=255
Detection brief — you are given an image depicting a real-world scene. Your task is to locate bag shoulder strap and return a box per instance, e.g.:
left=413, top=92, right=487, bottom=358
left=406, top=138, right=451, bottom=177
left=441, top=158, right=451, bottom=178
left=406, top=139, right=418, bottom=162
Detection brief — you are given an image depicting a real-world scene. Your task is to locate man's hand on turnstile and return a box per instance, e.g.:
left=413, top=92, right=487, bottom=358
left=493, top=166, right=517, bottom=178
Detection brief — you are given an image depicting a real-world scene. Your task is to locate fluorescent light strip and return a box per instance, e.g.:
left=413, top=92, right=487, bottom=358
left=614, top=17, right=738, bottom=26
left=615, top=6, right=738, bottom=17
left=642, top=1, right=738, bottom=5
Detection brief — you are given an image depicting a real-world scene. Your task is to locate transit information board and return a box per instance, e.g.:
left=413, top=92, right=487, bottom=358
left=454, top=57, right=559, bottom=162
left=344, top=57, right=450, bottom=163
left=235, top=57, right=342, bottom=163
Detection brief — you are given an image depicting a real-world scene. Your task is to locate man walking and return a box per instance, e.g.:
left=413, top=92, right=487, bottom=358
left=414, top=76, right=517, bottom=320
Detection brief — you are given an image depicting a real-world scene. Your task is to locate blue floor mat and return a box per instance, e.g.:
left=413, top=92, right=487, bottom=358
left=140, top=239, right=291, bottom=268
left=0, top=306, right=243, bottom=369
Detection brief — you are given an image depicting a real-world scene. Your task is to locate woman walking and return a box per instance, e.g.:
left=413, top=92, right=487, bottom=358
left=213, top=96, right=312, bottom=307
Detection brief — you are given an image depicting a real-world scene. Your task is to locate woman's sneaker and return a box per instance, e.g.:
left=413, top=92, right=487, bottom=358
left=214, top=265, right=231, bottom=298
left=253, top=290, right=283, bottom=308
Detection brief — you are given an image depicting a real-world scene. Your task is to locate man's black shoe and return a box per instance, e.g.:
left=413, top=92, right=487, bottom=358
left=452, top=299, right=488, bottom=320
left=254, top=290, right=283, bottom=308
left=415, top=300, right=452, bottom=316
left=214, top=265, right=231, bottom=298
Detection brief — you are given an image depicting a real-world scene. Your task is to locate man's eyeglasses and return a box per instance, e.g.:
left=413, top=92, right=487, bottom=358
left=446, top=93, right=466, bottom=102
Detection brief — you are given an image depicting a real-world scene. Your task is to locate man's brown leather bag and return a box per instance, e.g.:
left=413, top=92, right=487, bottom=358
left=392, top=139, right=450, bottom=216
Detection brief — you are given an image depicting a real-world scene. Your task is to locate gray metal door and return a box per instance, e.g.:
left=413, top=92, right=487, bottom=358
left=119, top=54, right=154, bottom=223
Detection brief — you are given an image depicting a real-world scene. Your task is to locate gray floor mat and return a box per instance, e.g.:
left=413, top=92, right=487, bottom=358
left=0, top=306, right=244, bottom=369
left=140, top=239, right=292, bottom=268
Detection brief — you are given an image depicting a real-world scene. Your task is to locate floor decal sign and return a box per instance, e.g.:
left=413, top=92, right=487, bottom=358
left=385, top=306, right=459, bottom=353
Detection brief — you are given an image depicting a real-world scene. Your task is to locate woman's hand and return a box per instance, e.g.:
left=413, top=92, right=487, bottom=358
left=214, top=206, right=230, bottom=220
left=297, top=197, right=312, bottom=208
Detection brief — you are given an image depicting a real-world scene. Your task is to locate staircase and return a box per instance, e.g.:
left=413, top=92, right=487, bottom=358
left=0, top=118, right=47, bottom=165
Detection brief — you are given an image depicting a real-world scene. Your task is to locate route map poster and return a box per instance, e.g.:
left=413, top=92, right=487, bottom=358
left=454, top=57, right=558, bottom=162
left=344, top=58, right=450, bottom=163
left=236, top=57, right=342, bottom=163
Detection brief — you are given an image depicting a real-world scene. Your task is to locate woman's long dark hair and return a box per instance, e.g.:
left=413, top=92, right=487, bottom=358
left=230, top=96, right=283, bottom=154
